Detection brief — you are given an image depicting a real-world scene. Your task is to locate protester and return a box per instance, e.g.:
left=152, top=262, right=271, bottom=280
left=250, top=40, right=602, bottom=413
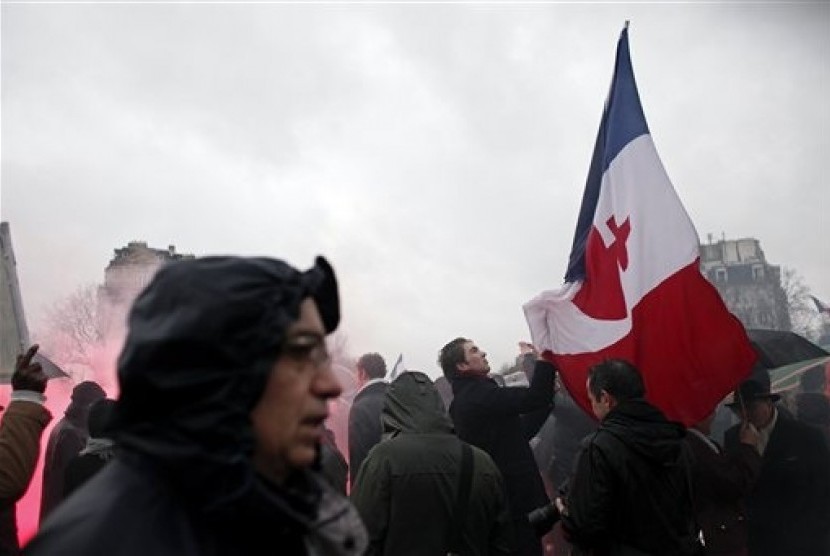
left=685, top=411, right=761, bottom=556
left=439, top=338, right=555, bottom=556
left=62, top=398, right=116, bottom=498
left=0, top=345, right=51, bottom=556
left=24, top=255, right=367, bottom=556
left=558, top=359, right=701, bottom=556
left=724, top=372, right=830, bottom=556
left=347, top=352, right=388, bottom=486
left=39, top=379, right=105, bottom=521
left=351, top=371, right=513, bottom=556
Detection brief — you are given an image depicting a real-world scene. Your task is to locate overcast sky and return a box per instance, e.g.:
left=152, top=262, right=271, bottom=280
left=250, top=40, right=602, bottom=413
left=2, top=1, right=828, bottom=378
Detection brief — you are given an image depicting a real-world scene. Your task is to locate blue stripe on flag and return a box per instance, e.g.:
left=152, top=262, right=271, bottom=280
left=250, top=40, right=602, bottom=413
left=565, top=26, right=650, bottom=283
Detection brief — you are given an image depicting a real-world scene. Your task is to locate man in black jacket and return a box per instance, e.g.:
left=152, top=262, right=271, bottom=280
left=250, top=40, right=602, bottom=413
left=558, top=359, right=701, bottom=556
left=347, top=353, right=387, bottom=486
left=439, top=337, right=555, bottom=556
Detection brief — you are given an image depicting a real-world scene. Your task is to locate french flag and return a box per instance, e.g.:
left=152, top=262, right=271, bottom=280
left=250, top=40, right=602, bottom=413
left=523, top=24, right=756, bottom=426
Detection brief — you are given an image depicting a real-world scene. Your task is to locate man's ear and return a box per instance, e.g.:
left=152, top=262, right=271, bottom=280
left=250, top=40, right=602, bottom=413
left=601, top=390, right=615, bottom=408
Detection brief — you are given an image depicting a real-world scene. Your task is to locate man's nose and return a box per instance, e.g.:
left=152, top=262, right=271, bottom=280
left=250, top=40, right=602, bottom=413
left=314, top=364, right=343, bottom=399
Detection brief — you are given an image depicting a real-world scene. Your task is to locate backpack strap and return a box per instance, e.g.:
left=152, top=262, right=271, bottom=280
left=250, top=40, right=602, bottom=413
left=447, top=442, right=474, bottom=555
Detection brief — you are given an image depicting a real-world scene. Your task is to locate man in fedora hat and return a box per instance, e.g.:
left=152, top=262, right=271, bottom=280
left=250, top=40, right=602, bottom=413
left=724, top=370, right=830, bottom=556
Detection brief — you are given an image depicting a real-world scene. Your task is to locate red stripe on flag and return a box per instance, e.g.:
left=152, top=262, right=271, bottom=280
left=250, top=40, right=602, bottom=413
left=547, top=260, right=756, bottom=426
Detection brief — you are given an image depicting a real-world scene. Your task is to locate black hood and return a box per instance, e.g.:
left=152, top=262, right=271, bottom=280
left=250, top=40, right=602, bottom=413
left=382, top=371, right=453, bottom=437
left=111, top=255, right=338, bottom=514
left=601, top=398, right=686, bottom=466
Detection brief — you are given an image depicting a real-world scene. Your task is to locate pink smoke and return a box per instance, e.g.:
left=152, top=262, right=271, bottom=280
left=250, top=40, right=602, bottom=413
left=6, top=326, right=358, bottom=546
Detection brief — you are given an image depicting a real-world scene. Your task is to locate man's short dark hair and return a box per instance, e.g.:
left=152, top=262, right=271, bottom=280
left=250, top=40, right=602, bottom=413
left=438, top=338, right=468, bottom=380
left=587, top=359, right=645, bottom=402
left=357, top=353, right=386, bottom=380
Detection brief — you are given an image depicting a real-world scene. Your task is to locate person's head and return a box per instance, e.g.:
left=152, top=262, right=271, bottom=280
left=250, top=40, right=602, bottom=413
left=112, top=255, right=342, bottom=511
left=586, top=359, right=645, bottom=420
left=438, top=337, right=489, bottom=380
left=356, top=353, right=386, bottom=384
left=87, top=398, right=116, bottom=439
left=65, top=381, right=107, bottom=425
left=726, top=373, right=779, bottom=429
left=382, top=371, right=452, bottom=438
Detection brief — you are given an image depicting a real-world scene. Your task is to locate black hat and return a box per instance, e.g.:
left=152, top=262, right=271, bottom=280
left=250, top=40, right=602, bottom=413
left=726, top=371, right=780, bottom=407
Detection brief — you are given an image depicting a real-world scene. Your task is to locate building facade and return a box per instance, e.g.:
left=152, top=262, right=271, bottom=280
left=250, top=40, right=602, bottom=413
left=100, top=241, right=193, bottom=304
left=97, top=241, right=193, bottom=335
left=700, top=237, right=791, bottom=331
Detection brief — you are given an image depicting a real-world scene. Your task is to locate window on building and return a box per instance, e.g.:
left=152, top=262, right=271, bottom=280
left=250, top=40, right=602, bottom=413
left=753, top=266, right=764, bottom=281
left=716, top=268, right=727, bottom=283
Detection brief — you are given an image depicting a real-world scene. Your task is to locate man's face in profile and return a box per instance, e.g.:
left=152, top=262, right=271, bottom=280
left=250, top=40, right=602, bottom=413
left=250, top=298, right=342, bottom=484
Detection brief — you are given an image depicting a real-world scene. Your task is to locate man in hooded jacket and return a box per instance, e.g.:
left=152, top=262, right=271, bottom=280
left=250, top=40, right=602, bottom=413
left=351, top=371, right=513, bottom=556
left=39, top=380, right=105, bottom=521
left=24, top=255, right=367, bottom=556
left=558, top=359, right=701, bottom=556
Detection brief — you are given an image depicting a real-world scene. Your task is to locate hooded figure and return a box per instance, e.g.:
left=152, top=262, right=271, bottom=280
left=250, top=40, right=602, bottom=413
left=39, top=380, right=105, bottom=521
left=25, top=256, right=367, bottom=556
left=351, top=371, right=513, bottom=556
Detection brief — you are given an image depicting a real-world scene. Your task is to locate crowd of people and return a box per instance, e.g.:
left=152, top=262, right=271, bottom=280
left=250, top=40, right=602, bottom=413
left=1, top=254, right=829, bottom=556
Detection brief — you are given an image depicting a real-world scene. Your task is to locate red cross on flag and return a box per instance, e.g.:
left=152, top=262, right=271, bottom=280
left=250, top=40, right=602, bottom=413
left=523, top=25, right=756, bottom=426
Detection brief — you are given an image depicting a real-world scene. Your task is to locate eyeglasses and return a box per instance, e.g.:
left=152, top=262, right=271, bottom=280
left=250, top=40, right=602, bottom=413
left=282, top=334, right=331, bottom=368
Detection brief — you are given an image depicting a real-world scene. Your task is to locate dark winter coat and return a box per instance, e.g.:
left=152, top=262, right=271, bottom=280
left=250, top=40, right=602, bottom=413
left=28, top=455, right=365, bottom=556
left=319, top=429, right=348, bottom=496
left=724, top=410, right=830, bottom=556
left=563, top=399, right=701, bottom=556
left=351, top=371, right=513, bottom=556
left=684, top=430, right=760, bottom=556
left=449, top=360, right=555, bottom=556
left=62, top=440, right=114, bottom=499
left=38, top=416, right=87, bottom=521
left=348, top=381, right=388, bottom=485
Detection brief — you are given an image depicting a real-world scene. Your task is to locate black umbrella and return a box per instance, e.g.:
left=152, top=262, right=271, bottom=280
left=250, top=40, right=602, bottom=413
left=746, top=329, right=829, bottom=370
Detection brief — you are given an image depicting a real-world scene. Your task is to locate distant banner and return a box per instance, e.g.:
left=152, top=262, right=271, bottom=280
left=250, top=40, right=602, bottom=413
left=1, top=222, right=67, bottom=382
left=1, top=222, right=29, bottom=382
